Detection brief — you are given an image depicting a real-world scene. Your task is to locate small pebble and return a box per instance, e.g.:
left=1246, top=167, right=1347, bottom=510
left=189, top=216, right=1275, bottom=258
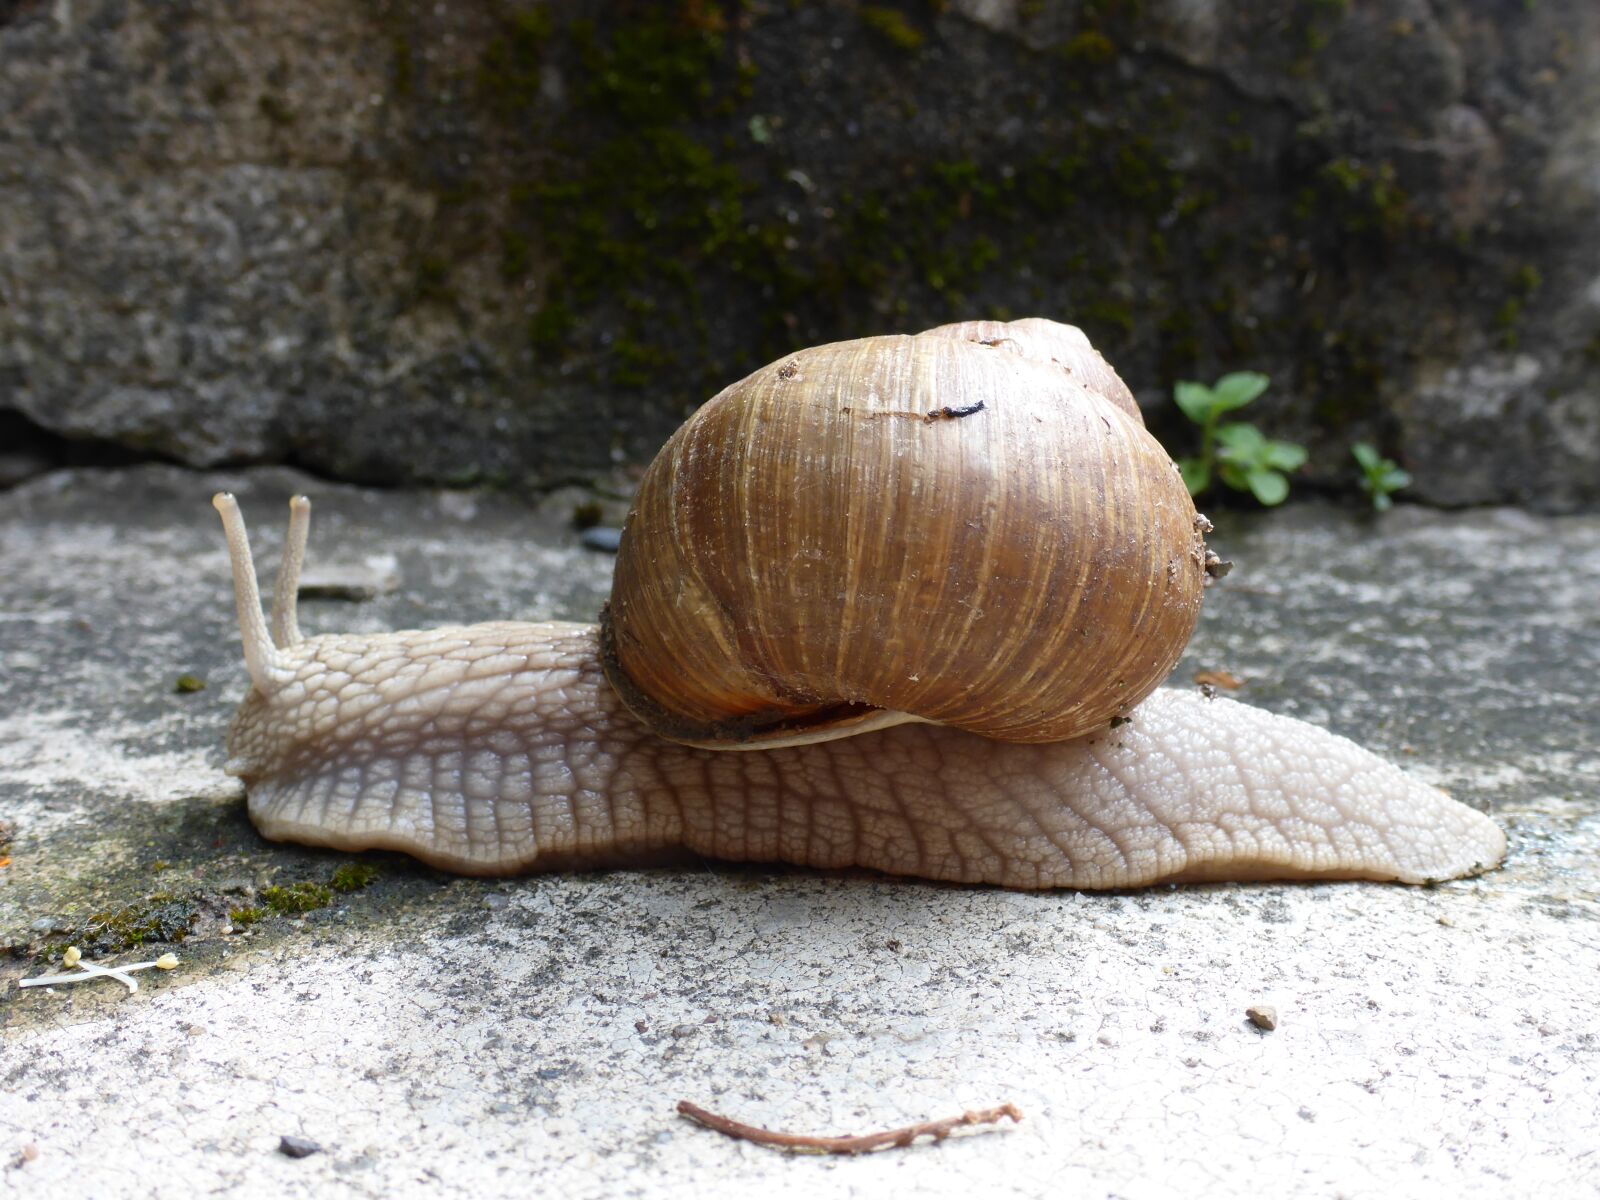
left=580, top=526, right=623, bottom=553
left=483, top=893, right=509, bottom=912
left=278, top=1135, right=322, bottom=1159
left=1246, top=1005, right=1279, bottom=1031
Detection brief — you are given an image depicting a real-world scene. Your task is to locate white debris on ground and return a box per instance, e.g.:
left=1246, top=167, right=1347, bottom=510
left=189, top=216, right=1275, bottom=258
left=19, top=947, right=179, bottom=993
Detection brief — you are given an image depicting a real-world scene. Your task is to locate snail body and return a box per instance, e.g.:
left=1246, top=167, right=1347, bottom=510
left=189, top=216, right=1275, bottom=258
left=212, top=319, right=1505, bottom=888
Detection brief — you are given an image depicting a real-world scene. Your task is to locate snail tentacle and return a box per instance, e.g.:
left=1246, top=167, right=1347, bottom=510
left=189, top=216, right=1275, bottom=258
left=270, top=494, right=311, bottom=649
left=211, top=493, right=293, bottom=692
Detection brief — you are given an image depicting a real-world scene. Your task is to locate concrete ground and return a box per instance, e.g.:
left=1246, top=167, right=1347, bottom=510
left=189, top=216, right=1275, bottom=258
left=1, top=466, right=1596, bottom=1199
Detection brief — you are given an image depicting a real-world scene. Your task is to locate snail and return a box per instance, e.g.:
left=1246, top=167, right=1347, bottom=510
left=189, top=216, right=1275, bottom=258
left=212, top=319, right=1505, bottom=889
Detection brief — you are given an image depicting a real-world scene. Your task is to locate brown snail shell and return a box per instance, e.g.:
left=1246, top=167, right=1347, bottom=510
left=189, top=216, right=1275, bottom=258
left=600, top=319, right=1208, bottom=749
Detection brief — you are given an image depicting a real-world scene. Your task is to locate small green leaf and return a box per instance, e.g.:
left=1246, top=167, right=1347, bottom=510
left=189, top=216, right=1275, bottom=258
left=1262, top=439, right=1308, bottom=472
left=1173, top=381, right=1218, bottom=424
left=1353, top=441, right=1412, bottom=509
left=1210, top=372, right=1270, bottom=412
left=1216, top=421, right=1267, bottom=462
left=1218, top=461, right=1251, bottom=493
left=1246, top=468, right=1290, bottom=506
left=1178, top=456, right=1211, bottom=496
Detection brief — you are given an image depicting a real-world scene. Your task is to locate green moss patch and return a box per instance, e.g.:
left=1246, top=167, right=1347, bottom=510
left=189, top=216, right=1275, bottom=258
left=859, top=6, right=926, bottom=52
left=77, top=893, right=198, bottom=956
left=1493, top=264, right=1543, bottom=350
left=330, top=862, right=382, bottom=893
left=261, top=882, right=336, bottom=916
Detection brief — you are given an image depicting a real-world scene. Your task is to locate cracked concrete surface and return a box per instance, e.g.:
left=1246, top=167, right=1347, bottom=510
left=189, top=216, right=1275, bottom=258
left=1, top=467, right=1597, bottom=1198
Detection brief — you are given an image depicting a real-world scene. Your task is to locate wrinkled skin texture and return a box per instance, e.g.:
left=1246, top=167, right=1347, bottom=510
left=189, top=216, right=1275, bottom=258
left=227, top=621, right=1506, bottom=888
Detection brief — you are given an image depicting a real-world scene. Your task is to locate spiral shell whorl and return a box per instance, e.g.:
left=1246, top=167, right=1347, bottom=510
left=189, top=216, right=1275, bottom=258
left=602, top=320, right=1207, bottom=748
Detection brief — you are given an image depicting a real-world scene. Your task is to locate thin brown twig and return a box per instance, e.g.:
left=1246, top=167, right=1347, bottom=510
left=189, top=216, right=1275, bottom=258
left=675, top=1100, right=1023, bottom=1155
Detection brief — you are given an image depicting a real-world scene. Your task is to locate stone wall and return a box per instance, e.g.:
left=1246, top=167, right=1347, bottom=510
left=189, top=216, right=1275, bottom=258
left=2, top=0, right=1596, bottom=508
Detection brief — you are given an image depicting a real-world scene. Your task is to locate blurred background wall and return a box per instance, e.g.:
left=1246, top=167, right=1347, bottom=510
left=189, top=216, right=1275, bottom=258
left=1, top=0, right=1596, bottom=509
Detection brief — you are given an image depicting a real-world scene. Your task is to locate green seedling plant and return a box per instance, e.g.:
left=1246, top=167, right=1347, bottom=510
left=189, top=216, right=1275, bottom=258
left=1351, top=442, right=1411, bottom=511
left=1174, top=372, right=1307, bottom=506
